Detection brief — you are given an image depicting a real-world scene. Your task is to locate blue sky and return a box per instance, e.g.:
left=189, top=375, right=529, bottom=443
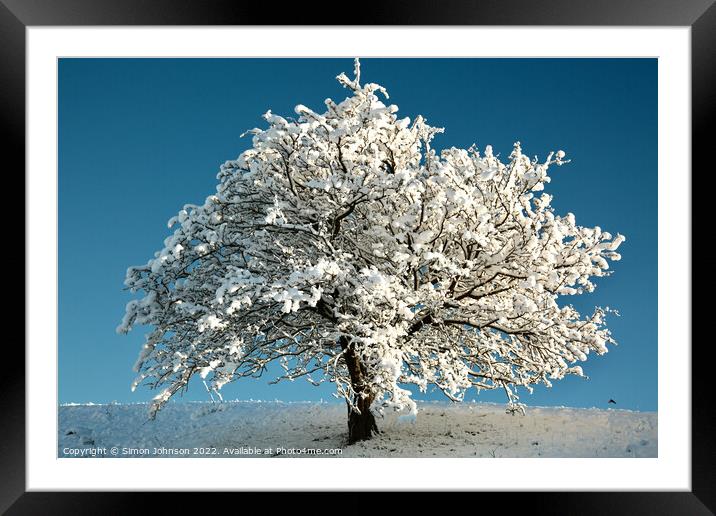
left=59, top=58, right=657, bottom=410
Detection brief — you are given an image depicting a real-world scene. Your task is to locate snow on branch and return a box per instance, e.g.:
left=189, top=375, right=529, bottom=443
left=119, top=59, right=625, bottom=418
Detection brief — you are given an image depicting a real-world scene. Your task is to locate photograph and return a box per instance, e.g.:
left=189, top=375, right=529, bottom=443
left=58, top=56, right=657, bottom=459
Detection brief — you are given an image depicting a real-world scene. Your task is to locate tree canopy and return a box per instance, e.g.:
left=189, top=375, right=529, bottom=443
left=119, top=59, right=624, bottom=430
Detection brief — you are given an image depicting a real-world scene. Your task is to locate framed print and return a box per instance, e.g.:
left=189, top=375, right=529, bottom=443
left=5, top=0, right=711, bottom=512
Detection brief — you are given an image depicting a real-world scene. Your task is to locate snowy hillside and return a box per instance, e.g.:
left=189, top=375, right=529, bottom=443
left=59, top=401, right=657, bottom=458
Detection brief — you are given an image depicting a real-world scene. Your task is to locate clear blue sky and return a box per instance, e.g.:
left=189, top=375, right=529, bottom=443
left=59, top=58, right=657, bottom=410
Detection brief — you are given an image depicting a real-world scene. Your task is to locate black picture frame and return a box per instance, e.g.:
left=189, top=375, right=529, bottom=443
left=4, top=0, right=710, bottom=513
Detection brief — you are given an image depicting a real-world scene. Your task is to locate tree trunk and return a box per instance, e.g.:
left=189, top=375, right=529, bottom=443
left=340, top=336, right=379, bottom=444
left=347, top=391, right=378, bottom=444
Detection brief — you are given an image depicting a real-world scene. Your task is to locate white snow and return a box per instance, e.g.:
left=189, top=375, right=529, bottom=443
left=59, top=401, right=656, bottom=458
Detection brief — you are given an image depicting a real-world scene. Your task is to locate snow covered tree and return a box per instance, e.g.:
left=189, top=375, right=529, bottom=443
left=118, top=59, right=625, bottom=444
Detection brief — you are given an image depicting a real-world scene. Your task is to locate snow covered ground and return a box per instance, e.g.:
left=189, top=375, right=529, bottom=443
left=59, top=400, right=657, bottom=458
